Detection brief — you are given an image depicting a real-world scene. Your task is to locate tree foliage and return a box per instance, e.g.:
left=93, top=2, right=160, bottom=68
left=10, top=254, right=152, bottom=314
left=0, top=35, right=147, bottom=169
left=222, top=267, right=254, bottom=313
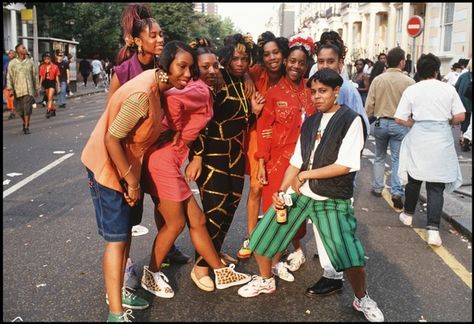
left=18, top=2, right=238, bottom=60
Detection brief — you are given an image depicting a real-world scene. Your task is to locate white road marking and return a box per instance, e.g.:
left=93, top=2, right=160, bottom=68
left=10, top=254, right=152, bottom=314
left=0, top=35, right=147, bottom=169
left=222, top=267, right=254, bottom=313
left=3, top=153, right=74, bottom=198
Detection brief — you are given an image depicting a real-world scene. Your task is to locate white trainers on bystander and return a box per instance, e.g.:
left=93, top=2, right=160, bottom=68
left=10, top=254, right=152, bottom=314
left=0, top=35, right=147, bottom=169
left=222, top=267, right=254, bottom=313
left=399, top=212, right=413, bottom=226
left=427, top=229, right=442, bottom=246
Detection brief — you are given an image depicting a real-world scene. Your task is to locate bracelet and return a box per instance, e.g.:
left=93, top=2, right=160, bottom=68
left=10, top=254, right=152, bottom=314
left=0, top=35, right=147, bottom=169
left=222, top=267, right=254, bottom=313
left=128, top=183, right=140, bottom=191
left=296, top=174, right=304, bottom=184
left=121, top=164, right=132, bottom=178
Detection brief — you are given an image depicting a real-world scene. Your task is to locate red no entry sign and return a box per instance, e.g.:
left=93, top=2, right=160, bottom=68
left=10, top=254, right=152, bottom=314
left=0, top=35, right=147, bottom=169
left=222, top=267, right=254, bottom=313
left=407, top=16, right=424, bottom=38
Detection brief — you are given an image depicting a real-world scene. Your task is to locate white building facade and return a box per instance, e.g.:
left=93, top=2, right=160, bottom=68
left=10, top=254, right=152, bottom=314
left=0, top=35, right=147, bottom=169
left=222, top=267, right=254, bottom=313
left=273, top=2, right=471, bottom=76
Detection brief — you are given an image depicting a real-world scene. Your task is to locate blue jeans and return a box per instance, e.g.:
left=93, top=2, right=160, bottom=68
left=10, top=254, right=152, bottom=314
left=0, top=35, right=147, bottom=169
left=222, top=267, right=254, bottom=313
left=59, top=81, right=67, bottom=106
left=372, top=118, right=409, bottom=196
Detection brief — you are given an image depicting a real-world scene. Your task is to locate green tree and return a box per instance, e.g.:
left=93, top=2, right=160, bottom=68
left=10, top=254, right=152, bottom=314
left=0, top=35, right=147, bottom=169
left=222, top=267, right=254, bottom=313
left=18, top=2, right=238, bottom=59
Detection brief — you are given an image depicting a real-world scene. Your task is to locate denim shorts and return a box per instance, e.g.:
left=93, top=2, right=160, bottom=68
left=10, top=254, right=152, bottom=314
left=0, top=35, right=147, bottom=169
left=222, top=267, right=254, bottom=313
left=87, top=168, right=143, bottom=242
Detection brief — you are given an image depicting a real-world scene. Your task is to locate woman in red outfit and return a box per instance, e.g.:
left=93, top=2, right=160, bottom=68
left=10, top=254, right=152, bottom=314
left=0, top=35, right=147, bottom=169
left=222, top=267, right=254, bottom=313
left=38, top=52, right=60, bottom=118
left=238, top=31, right=290, bottom=259
left=255, top=36, right=317, bottom=281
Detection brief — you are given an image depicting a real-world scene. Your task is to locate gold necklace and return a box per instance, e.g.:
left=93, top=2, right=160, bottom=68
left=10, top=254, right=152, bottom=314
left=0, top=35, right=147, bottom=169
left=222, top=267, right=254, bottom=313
left=227, top=70, right=250, bottom=121
left=284, top=77, right=310, bottom=120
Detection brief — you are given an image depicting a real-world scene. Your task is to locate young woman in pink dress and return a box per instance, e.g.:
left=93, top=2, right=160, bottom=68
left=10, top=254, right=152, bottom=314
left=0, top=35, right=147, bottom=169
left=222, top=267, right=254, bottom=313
left=141, top=39, right=251, bottom=295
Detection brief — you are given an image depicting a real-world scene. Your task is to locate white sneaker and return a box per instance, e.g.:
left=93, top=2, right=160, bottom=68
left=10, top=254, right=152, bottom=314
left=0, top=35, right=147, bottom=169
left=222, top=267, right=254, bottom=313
left=237, top=275, right=276, bottom=298
left=272, top=262, right=294, bottom=282
left=427, top=230, right=442, bottom=246
left=124, top=258, right=140, bottom=289
left=352, top=293, right=384, bottom=322
left=213, top=263, right=251, bottom=289
left=141, top=266, right=174, bottom=298
left=286, top=249, right=306, bottom=272
left=399, top=212, right=413, bottom=226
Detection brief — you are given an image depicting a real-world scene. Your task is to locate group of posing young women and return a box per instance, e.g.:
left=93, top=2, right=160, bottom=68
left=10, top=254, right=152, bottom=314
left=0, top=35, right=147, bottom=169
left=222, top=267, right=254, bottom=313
left=81, top=3, right=384, bottom=323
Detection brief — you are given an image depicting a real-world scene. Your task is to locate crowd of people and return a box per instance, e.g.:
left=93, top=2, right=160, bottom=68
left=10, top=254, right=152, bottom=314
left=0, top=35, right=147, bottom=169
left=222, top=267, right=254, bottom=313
left=4, top=3, right=471, bottom=323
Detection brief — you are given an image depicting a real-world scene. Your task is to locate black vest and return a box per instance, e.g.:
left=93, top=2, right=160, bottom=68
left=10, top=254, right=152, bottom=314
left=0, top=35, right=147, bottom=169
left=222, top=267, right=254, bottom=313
left=300, top=105, right=367, bottom=199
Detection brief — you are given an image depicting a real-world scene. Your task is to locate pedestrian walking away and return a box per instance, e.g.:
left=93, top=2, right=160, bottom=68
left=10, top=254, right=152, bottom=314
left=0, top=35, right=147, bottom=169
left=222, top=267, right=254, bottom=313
left=395, top=53, right=466, bottom=247
left=365, top=47, right=415, bottom=209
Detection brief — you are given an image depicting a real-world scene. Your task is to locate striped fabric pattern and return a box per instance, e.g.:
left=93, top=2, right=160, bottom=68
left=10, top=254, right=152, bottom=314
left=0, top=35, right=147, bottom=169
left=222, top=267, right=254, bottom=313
left=248, top=193, right=365, bottom=271
left=108, top=92, right=149, bottom=139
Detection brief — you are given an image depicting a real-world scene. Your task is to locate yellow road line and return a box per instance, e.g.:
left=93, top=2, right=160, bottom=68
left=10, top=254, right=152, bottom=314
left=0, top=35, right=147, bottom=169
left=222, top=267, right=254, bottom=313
left=380, top=174, right=472, bottom=289
left=413, top=228, right=472, bottom=289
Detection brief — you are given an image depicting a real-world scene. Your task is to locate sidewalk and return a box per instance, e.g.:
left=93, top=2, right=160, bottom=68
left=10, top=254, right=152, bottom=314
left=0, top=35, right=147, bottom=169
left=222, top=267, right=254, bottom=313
left=3, top=81, right=106, bottom=112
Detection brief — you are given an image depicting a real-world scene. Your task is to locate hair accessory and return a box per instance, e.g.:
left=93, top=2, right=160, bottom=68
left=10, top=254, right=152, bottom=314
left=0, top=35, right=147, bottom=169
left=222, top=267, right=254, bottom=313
left=288, top=36, right=315, bottom=55
left=243, top=34, right=255, bottom=49
left=157, top=70, right=169, bottom=84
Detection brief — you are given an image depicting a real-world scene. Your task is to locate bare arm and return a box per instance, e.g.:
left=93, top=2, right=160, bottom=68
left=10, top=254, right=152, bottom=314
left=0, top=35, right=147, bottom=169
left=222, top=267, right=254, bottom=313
left=395, top=117, right=415, bottom=128
left=104, top=133, right=141, bottom=205
left=449, top=112, right=466, bottom=125
left=107, top=74, right=121, bottom=103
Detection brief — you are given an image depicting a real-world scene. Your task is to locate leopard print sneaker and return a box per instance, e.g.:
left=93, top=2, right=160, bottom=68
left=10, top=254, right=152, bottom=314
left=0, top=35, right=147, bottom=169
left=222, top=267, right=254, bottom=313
left=213, top=264, right=251, bottom=289
left=141, top=266, right=174, bottom=298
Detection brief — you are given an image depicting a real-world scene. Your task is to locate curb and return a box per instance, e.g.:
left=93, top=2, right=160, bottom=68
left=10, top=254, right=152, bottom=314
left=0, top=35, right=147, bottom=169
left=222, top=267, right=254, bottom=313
left=419, top=193, right=472, bottom=241
left=3, top=89, right=106, bottom=112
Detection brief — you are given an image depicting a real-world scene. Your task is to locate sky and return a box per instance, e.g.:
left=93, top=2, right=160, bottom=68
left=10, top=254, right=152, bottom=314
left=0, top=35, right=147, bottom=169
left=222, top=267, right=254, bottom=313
left=216, top=2, right=277, bottom=40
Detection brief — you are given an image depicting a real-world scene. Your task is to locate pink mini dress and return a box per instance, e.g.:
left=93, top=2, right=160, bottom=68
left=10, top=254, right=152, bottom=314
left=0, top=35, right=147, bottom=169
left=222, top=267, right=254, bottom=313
left=143, top=79, right=213, bottom=201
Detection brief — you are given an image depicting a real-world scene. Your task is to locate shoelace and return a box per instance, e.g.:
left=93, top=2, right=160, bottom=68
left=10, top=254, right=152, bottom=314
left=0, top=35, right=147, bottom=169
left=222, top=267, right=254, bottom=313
left=120, top=309, right=135, bottom=322
left=248, top=275, right=262, bottom=288
left=361, top=296, right=378, bottom=309
left=123, top=288, right=137, bottom=300
left=157, top=271, right=170, bottom=283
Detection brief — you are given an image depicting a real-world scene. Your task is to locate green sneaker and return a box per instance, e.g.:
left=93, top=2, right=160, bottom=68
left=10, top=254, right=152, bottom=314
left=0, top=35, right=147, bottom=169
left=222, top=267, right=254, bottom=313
left=122, top=287, right=149, bottom=309
left=107, top=309, right=134, bottom=322
left=106, top=287, right=149, bottom=310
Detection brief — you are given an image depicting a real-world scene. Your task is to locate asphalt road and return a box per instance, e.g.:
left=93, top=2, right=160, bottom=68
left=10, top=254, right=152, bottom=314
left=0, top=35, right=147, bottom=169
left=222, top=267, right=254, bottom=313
left=3, top=92, right=472, bottom=322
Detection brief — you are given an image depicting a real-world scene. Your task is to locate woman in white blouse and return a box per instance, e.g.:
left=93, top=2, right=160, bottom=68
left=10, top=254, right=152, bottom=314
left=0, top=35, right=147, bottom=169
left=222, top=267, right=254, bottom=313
left=394, top=53, right=465, bottom=247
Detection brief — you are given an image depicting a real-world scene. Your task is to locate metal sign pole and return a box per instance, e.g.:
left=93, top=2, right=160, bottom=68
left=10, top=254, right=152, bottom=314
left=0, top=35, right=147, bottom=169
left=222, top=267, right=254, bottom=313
left=33, top=5, right=39, bottom=67
left=412, top=37, right=415, bottom=75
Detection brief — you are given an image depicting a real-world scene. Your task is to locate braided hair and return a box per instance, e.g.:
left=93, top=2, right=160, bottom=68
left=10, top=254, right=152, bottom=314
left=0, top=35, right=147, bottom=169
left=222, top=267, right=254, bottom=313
left=188, top=37, right=215, bottom=56
left=217, top=33, right=254, bottom=69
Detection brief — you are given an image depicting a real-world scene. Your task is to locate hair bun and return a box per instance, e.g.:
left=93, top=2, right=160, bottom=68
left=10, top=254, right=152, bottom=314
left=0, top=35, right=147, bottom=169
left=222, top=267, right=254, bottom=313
left=189, top=37, right=211, bottom=49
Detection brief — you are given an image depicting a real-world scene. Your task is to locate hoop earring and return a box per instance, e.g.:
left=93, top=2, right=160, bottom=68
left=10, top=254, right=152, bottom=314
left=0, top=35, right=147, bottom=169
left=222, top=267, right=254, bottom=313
left=138, top=45, right=143, bottom=54
left=158, top=70, right=169, bottom=84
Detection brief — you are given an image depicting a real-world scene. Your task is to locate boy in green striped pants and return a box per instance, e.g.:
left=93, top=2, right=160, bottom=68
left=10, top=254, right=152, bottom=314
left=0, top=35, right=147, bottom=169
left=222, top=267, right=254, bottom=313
left=237, top=69, right=384, bottom=322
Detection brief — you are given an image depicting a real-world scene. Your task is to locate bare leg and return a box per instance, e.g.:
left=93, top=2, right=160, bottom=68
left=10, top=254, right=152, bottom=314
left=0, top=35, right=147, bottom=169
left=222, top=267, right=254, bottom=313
left=24, top=114, right=30, bottom=129
left=47, top=88, right=55, bottom=111
left=185, top=196, right=224, bottom=271
left=246, top=185, right=262, bottom=235
left=344, top=266, right=366, bottom=299
left=149, top=199, right=186, bottom=272
left=104, top=241, right=127, bottom=314
left=254, top=253, right=273, bottom=278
